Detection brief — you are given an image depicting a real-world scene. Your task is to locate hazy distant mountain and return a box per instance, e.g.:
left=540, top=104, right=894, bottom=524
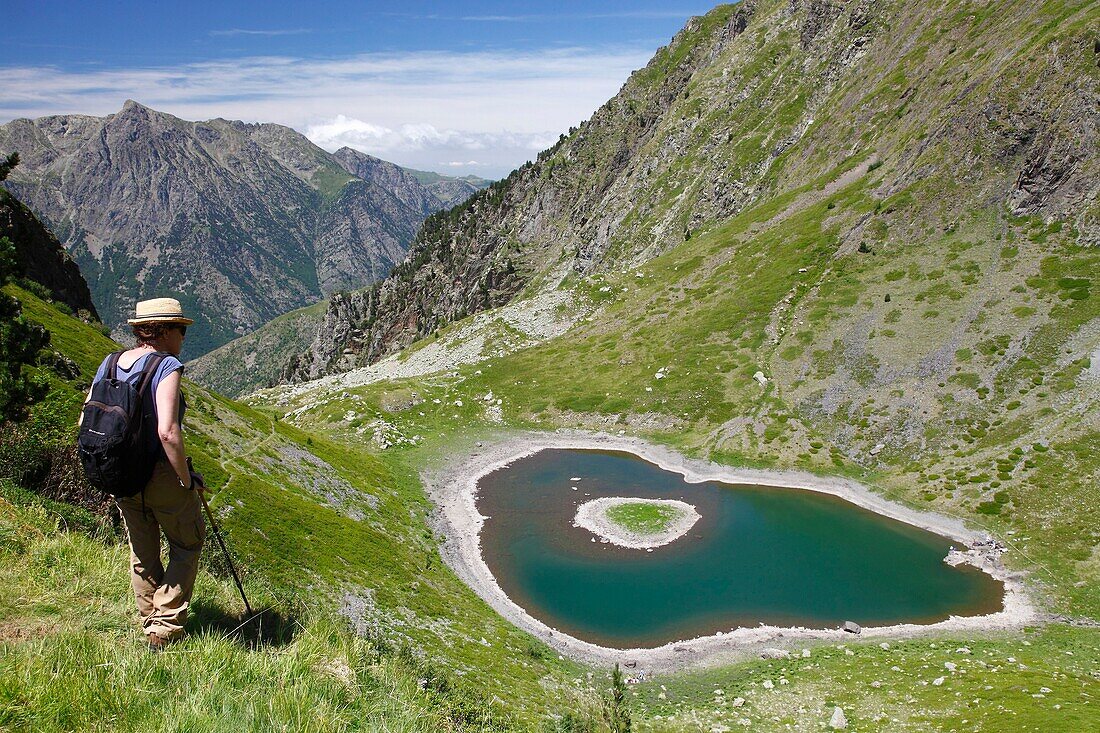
left=0, top=101, right=456, bottom=356
left=400, top=166, right=493, bottom=209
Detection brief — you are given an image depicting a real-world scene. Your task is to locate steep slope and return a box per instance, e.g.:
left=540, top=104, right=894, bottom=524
left=255, top=4, right=1100, bottom=727
left=0, top=283, right=604, bottom=729
left=4, top=4, right=1099, bottom=720
left=0, top=188, right=98, bottom=320
left=283, top=0, right=1097, bottom=382
left=0, top=102, right=445, bottom=357
left=187, top=154, right=488, bottom=395
left=186, top=299, right=327, bottom=397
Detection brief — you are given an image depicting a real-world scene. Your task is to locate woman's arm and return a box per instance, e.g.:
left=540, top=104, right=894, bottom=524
left=77, top=383, right=94, bottom=427
left=154, top=369, right=190, bottom=488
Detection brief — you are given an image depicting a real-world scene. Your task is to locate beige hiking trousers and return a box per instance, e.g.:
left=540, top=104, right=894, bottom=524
left=116, top=461, right=206, bottom=641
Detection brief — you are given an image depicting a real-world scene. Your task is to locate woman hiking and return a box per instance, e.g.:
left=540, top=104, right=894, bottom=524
left=84, top=297, right=206, bottom=650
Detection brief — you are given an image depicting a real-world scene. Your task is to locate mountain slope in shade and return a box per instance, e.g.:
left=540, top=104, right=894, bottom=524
left=0, top=187, right=98, bottom=321
left=186, top=299, right=327, bottom=397
left=0, top=102, right=447, bottom=357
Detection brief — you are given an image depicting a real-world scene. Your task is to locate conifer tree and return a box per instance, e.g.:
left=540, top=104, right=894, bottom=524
left=602, top=663, right=632, bottom=733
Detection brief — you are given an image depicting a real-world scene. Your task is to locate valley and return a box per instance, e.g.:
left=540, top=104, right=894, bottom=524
left=1, top=0, right=1098, bottom=730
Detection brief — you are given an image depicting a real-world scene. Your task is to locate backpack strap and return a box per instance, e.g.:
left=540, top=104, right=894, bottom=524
left=135, top=352, right=168, bottom=397
left=106, top=351, right=124, bottom=381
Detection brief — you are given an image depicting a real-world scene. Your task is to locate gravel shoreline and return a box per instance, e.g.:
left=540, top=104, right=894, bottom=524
left=421, top=429, right=1039, bottom=672
left=573, top=497, right=700, bottom=549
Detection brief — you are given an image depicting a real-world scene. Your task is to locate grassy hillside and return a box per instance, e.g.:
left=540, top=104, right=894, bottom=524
left=264, top=155, right=1099, bottom=730
left=8, top=262, right=1100, bottom=731
left=270, top=162, right=1099, bottom=614
left=246, top=2, right=1098, bottom=727
left=0, top=286, right=607, bottom=731
left=4, top=0, right=1099, bottom=729
left=187, top=298, right=328, bottom=397
left=0, top=496, right=476, bottom=733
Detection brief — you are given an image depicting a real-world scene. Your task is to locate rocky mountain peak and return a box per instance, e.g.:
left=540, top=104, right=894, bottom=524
left=0, top=102, right=473, bottom=357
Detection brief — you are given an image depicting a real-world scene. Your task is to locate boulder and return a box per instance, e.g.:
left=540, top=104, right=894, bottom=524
left=829, top=706, right=847, bottom=729
left=842, top=621, right=862, bottom=634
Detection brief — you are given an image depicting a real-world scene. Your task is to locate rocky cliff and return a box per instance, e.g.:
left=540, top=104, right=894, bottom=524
left=0, top=102, right=460, bottom=356
left=283, top=0, right=1097, bottom=383
left=0, top=189, right=98, bottom=321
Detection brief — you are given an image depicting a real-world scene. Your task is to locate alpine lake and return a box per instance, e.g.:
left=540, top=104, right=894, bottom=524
left=476, top=449, right=1005, bottom=649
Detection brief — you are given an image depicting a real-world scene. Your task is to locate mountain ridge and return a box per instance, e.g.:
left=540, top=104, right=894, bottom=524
left=0, top=102, right=484, bottom=357
left=278, top=0, right=1097, bottom=384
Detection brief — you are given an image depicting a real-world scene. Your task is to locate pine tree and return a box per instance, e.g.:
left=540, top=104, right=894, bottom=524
left=602, top=663, right=632, bottom=733
left=0, top=151, right=18, bottom=182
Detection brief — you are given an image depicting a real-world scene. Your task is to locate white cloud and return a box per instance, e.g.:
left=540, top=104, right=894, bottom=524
left=306, top=115, right=556, bottom=157
left=0, top=45, right=652, bottom=176
left=208, top=28, right=313, bottom=37
left=457, top=11, right=700, bottom=21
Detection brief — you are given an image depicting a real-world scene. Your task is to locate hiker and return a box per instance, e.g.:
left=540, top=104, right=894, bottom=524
left=83, top=297, right=206, bottom=649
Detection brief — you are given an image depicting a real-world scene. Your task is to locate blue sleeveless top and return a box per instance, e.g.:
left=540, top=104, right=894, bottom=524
left=93, top=352, right=185, bottom=425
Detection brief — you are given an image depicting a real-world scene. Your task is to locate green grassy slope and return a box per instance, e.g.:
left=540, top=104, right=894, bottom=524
left=186, top=298, right=328, bottom=397
left=267, top=162, right=1098, bottom=729
left=277, top=0, right=1096, bottom=386
left=270, top=0, right=1100, bottom=623
left=184, top=1, right=1100, bottom=727
left=219, top=0, right=1099, bottom=726
left=3, top=215, right=1098, bottom=731
left=5, top=1, right=1099, bottom=729
left=0, top=497, right=474, bottom=733
left=1, top=286, right=607, bottom=731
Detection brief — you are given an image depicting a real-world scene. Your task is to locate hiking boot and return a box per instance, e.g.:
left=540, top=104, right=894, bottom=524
left=147, top=634, right=170, bottom=652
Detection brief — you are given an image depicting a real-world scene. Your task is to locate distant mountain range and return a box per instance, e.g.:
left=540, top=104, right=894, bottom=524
left=0, top=101, right=489, bottom=356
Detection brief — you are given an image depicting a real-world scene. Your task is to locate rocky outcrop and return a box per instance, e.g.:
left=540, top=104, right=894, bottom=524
left=280, top=288, right=379, bottom=383
left=0, top=102, right=452, bottom=356
left=284, top=3, right=760, bottom=381
left=332, top=147, right=441, bottom=218
left=0, top=190, right=98, bottom=320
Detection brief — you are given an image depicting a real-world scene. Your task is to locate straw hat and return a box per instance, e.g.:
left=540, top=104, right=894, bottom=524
left=127, top=297, right=194, bottom=326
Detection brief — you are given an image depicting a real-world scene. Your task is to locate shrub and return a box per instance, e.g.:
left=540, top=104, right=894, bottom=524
left=1, top=237, right=52, bottom=422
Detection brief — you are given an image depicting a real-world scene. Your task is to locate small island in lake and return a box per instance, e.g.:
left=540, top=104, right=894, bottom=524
left=573, top=497, right=701, bottom=549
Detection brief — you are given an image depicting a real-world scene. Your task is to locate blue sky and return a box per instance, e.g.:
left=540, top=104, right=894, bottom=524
left=2, top=1, right=718, bottom=177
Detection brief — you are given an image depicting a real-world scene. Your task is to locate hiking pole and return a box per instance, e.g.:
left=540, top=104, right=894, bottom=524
left=190, top=459, right=253, bottom=617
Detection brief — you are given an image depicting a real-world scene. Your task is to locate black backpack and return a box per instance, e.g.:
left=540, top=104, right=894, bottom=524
left=78, top=351, right=168, bottom=498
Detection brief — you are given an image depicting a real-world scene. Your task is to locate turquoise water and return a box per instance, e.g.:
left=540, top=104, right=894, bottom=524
left=477, top=449, right=1004, bottom=648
